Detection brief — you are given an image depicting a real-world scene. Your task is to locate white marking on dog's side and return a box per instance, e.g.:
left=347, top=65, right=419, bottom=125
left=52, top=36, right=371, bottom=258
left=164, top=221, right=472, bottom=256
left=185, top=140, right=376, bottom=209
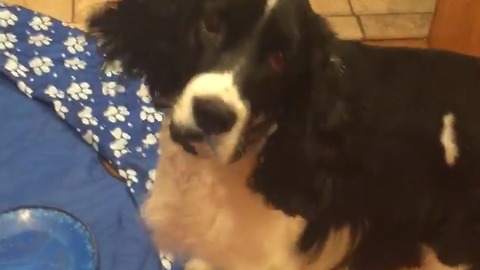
left=172, top=72, right=249, bottom=163
left=440, top=112, right=459, bottom=167
left=265, top=0, right=279, bottom=14
left=305, top=226, right=355, bottom=270
left=419, top=246, right=470, bottom=270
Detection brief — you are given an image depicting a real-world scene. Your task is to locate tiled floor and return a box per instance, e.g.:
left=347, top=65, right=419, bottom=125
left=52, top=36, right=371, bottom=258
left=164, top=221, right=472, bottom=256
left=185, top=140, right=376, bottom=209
left=313, top=0, right=437, bottom=40
left=2, top=0, right=435, bottom=47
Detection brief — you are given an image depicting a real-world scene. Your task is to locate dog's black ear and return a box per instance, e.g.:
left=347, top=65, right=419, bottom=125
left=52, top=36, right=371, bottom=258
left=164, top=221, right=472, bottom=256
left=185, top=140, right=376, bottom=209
left=88, top=0, right=201, bottom=102
left=250, top=14, right=350, bottom=220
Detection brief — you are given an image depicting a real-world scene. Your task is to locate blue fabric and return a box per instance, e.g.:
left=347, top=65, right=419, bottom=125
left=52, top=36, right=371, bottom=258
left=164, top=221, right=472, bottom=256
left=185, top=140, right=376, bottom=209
left=0, top=75, right=163, bottom=270
left=0, top=3, right=185, bottom=269
left=0, top=3, right=164, bottom=205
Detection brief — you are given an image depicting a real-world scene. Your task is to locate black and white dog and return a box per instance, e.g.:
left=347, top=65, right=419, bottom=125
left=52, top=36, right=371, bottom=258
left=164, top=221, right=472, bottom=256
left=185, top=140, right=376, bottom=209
left=89, top=0, right=480, bottom=269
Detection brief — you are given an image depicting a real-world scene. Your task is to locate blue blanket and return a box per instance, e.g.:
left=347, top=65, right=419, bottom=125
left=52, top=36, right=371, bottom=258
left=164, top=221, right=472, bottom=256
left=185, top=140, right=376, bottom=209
left=0, top=3, right=184, bottom=269
left=0, top=3, right=164, bottom=204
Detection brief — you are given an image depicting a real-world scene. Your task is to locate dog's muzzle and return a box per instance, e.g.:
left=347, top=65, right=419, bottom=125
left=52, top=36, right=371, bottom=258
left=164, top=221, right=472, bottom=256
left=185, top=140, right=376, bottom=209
left=169, top=114, right=277, bottom=163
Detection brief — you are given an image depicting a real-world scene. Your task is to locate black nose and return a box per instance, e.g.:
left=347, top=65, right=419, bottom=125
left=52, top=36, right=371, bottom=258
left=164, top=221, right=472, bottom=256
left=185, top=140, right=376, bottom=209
left=193, top=96, right=237, bottom=135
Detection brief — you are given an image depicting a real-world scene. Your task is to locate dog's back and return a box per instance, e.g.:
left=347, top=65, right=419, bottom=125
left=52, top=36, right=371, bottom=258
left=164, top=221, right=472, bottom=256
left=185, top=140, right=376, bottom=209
left=325, top=41, right=480, bottom=268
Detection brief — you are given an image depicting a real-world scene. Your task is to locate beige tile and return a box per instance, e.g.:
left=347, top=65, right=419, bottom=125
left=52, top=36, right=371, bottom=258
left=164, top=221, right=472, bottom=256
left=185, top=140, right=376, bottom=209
left=74, top=0, right=113, bottom=23
left=0, top=0, right=25, bottom=6
left=364, top=39, right=428, bottom=48
left=3, top=0, right=74, bottom=22
left=67, top=22, right=86, bottom=31
left=326, top=16, right=363, bottom=40
left=351, top=0, right=437, bottom=15
left=310, top=0, right=351, bottom=16
left=361, top=14, right=433, bottom=39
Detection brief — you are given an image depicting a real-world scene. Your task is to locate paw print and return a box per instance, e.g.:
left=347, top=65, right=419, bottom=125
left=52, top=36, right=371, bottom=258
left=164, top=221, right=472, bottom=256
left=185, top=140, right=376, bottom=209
left=83, top=130, right=100, bottom=151
left=119, top=169, right=138, bottom=186
left=29, top=16, right=52, bottom=31
left=136, top=84, right=152, bottom=103
left=67, top=82, right=92, bottom=100
left=159, top=253, right=174, bottom=270
left=29, top=57, right=53, bottom=76
left=64, top=36, right=87, bottom=54
left=78, top=107, right=98, bottom=126
left=145, top=169, right=156, bottom=191
left=4, top=55, right=28, bottom=78
left=0, top=9, right=18, bottom=27
left=110, top=128, right=131, bottom=158
left=0, top=33, right=17, bottom=50
left=53, top=100, right=69, bottom=119
left=103, top=105, right=130, bottom=123
left=64, top=57, right=86, bottom=70
left=140, top=106, right=163, bottom=123
left=102, top=82, right=126, bottom=97
left=28, top=33, right=52, bottom=47
left=103, top=60, right=122, bottom=77
left=142, top=133, right=158, bottom=147
left=17, top=81, right=33, bottom=98
left=44, top=85, right=65, bottom=99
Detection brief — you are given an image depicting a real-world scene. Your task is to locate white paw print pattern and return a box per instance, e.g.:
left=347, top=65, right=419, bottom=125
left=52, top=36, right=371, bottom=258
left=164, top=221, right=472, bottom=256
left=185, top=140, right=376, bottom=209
left=145, top=169, right=156, bottom=191
left=4, top=55, right=28, bottom=78
left=103, top=60, right=123, bottom=77
left=0, top=9, right=18, bottom=27
left=67, top=82, right=92, bottom=100
left=44, top=85, right=65, bottom=99
left=17, top=81, right=33, bottom=98
left=103, top=105, right=130, bottom=123
left=83, top=130, right=100, bottom=151
left=102, top=82, right=126, bottom=97
left=142, top=133, right=157, bottom=147
left=119, top=169, right=138, bottom=186
left=64, top=57, right=86, bottom=70
left=160, top=253, right=174, bottom=270
left=136, top=84, right=152, bottom=103
left=140, top=106, right=163, bottom=123
left=64, top=36, right=87, bottom=54
left=29, top=16, right=52, bottom=31
left=53, top=100, right=69, bottom=119
left=110, top=128, right=131, bottom=158
left=78, top=107, right=98, bottom=126
left=29, top=56, right=53, bottom=75
left=0, top=33, right=17, bottom=50
left=28, top=33, right=52, bottom=47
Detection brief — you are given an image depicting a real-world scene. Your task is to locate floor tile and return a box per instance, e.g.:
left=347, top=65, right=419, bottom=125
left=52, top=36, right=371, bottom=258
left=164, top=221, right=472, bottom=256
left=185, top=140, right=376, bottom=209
left=361, top=14, right=433, bottom=39
left=364, top=39, right=428, bottom=48
left=310, top=0, right=352, bottom=16
left=351, top=0, right=437, bottom=15
left=3, top=0, right=73, bottom=22
left=74, top=0, right=112, bottom=23
left=68, top=22, right=86, bottom=31
left=326, top=16, right=363, bottom=40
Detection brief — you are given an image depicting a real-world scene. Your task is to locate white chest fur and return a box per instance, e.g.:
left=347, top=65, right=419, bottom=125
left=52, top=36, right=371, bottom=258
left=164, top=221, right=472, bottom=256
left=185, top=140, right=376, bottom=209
left=142, top=128, right=306, bottom=270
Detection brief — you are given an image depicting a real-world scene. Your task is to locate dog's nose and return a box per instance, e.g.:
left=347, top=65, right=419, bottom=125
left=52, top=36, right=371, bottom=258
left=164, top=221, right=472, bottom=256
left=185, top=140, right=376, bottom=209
left=193, top=97, right=237, bottom=135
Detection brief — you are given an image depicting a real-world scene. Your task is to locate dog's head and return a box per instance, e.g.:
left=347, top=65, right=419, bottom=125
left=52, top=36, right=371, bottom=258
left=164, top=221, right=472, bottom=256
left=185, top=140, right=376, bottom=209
left=90, top=0, right=345, bottom=217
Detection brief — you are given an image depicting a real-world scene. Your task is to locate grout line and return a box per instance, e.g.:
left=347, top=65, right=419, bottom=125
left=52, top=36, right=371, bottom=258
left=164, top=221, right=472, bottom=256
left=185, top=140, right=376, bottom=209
left=71, top=0, right=76, bottom=23
left=352, top=11, right=434, bottom=16
left=347, top=0, right=366, bottom=39
left=325, top=12, right=434, bottom=18
left=363, top=38, right=428, bottom=42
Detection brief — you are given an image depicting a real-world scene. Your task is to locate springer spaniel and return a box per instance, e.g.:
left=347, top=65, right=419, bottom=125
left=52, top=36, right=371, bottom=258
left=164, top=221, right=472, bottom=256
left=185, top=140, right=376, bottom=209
left=88, top=0, right=480, bottom=269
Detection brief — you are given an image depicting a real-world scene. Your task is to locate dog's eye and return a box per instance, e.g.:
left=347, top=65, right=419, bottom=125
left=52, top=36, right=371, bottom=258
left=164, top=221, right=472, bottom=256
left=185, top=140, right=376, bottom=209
left=203, top=14, right=223, bottom=34
left=268, top=51, right=285, bottom=72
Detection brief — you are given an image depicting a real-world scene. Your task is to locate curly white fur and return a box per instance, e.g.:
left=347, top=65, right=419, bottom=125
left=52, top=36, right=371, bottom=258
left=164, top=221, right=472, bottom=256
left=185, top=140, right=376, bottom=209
left=142, top=119, right=307, bottom=270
